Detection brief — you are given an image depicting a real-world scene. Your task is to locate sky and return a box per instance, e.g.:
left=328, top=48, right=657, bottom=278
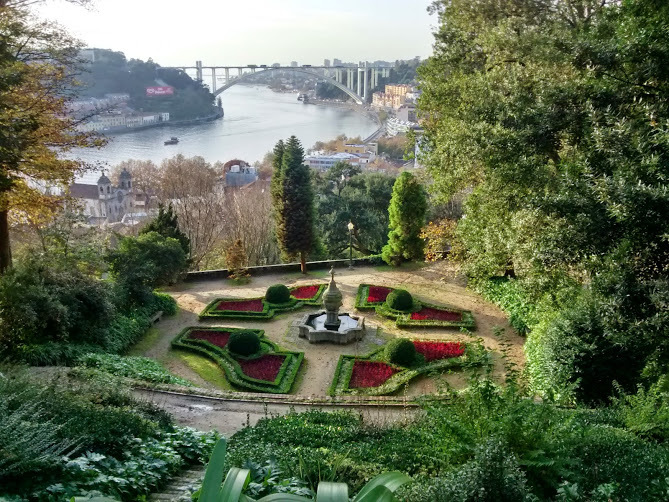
left=35, top=0, right=436, bottom=67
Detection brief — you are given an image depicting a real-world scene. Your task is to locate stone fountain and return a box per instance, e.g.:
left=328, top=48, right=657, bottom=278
left=297, top=266, right=366, bottom=344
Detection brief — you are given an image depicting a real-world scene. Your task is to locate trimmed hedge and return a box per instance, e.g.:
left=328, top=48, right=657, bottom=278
left=329, top=340, right=488, bottom=396
left=266, top=284, right=291, bottom=304
left=199, top=284, right=326, bottom=320
left=171, top=327, right=303, bottom=393
left=386, top=338, right=417, bottom=366
left=228, top=330, right=261, bottom=356
left=386, top=289, right=413, bottom=312
left=355, top=284, right=476, bottom=330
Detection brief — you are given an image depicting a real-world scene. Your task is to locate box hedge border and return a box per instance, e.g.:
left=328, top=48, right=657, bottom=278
left=199, top=284, right=326, bottom=320
left=355, top=284, right=476, bottom=330
left=328, top=340, right=487, bottom=396
left=171, top=326, right=303, bottom=393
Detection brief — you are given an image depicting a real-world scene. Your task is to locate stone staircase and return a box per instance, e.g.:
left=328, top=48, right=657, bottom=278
left=150, top=466, right=206, bottom=502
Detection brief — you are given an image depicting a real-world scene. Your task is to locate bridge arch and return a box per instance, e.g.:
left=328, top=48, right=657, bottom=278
left=211, top=68, right=364, bottom=105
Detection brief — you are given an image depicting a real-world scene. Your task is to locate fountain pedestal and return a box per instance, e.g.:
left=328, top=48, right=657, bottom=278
left=297, top=266, right=366, bottom=344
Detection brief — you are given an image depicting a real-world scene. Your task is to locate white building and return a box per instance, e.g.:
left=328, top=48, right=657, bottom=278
left=68, top=170, right=140, bottom=224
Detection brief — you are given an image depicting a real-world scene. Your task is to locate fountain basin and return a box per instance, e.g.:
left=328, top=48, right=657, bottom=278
left=297, top=311, right=365, bottom=344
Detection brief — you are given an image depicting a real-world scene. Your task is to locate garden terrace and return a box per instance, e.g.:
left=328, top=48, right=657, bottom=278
left=142, top=263, right=523, bottom=398
left=198, top=284, right=326, bottom=320
left=171, top=326, right=303, bottom=393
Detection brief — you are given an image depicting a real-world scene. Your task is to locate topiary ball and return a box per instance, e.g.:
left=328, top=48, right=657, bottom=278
left=265, top=284, right=291, bottom=304
left=386, top=289, right=413, bottom=312
left=228, top=330, right=261, bottom=356
left=385, top=338, right=416, bottom=366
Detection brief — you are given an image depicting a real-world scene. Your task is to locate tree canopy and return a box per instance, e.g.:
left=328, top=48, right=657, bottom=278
left=419, top=0, right=669, bottom=401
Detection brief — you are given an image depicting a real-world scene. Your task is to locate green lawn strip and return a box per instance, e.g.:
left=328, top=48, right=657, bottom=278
left=328, top=342, right=487, bottom=396
left=198, top=284, right=325, bottom=320
left=173, top=350, right=233, bottom=390
left=355, top=283, right=476, bottom=330
left=127, top=326, right=162, bottom=356
left=171, top=326, right=303, bottom=394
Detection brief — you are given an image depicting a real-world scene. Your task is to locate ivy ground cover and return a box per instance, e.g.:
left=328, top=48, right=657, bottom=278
left=355, top=284, right=476, bottom=329
left=329, top=339, right=485, bottom=396
left=199, top=284, right=326, bottom=320
left=171, top=327, right=303, bottom=393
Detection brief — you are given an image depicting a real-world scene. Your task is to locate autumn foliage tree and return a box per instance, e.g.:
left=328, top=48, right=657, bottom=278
left=0, top=2, right=101, bottom=273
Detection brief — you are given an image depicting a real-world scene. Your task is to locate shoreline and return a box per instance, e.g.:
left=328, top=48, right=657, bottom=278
left=96, top=109, right=224, bottom=136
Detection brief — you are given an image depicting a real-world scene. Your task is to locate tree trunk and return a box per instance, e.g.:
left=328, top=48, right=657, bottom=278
left=300, top=250, right=306, bottom=274
left=0, top=209, right=12, bottom=274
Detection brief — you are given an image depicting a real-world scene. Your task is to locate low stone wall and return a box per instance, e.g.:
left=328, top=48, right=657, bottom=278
left=185, top=257, right=383, bottom=282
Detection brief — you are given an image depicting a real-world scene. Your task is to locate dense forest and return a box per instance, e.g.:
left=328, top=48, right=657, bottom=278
left=79, top=49, right=216, bottom=120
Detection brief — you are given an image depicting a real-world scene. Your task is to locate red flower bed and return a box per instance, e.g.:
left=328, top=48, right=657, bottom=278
left=187, top=330, right=231, bottom=348
left=410, top=307, right=462, bottom=322
left=215, top=299, right=264, bottom=312
left=367, top=286, right=392, bottom=304
left=413, top=341, right=465, bottom=362
left=237, top=354, right=285, bottom=382
left=290, top=285, right=320, bottom=300
left=349, top=360, right=398, bottom=388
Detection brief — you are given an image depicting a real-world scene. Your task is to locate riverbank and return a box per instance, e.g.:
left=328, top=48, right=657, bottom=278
left=97, top=108, right=224, bottom=136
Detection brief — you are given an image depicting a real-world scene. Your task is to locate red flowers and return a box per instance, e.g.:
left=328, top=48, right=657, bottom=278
left=349, top=360, right=398, bottom=388
left=413, top=341, right=465, bottom=362
left=237, top=355, right=285, bottom=382
left=187, top=330, right=231, bottom=348
left=290, top=285, right=319, bottom=300
left=215, top=299, right=265, bottom=312
left=410, top=307, right=462, bottom=322
left=367, top=286, right=392, bottom=304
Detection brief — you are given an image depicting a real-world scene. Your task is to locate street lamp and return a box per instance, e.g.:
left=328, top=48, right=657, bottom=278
left=347, top=221, right=354, bottom=269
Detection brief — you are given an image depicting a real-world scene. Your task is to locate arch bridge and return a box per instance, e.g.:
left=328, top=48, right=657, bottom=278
left=163, top=63, right=392, bottom=104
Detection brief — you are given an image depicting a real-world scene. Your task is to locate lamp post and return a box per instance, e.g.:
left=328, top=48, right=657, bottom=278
left=347, top=221, right=354, bottom=269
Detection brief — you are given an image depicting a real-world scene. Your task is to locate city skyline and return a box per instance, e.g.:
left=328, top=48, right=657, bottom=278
left=35, top=0, right=435, bottom=66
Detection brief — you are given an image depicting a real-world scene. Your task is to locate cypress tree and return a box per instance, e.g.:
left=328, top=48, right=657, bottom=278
left=271, top=136, right=315, bottom=273
left=381, top=171, right=427, bottom=265
left=141, top=203, right=191, bottom=256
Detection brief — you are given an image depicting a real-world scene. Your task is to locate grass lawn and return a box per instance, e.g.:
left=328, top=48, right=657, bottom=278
left=173, top=350, right=233, bottom=391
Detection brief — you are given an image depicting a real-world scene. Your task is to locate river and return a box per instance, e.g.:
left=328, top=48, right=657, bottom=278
left=74, top=85, right=378, bottom=183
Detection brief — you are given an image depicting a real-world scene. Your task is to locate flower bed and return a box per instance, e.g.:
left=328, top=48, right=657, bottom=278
left=349, top=360, right=398, bottom=388
left=200, top=283, right=325, bottom=320
left=214, top=299, right=264, bottom=312
left=290, top=285, right=321, bottom=300
left=355, top=284, right=476, bottom=330
left=187, top=330, right=231, bottom=348
left=411, top=307, right=462, bottom=322
left=328, top=340, right=487, bottom=396
left=238, top=354, right=286, bottom=382
left=367, top=286, right=392, bottom=304
left=171, top=327, right=303, bottom=393
left=413, top=341, right=465, bottom=362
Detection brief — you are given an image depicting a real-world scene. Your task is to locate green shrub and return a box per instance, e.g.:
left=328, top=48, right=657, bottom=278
left=228, top=330, right=261, bottom=356
left=385, top=338, right=416, bottom=366
left=78, top=353, right=192, bottom=386
left=265, top=284, right=291, bottom=304
left=386, top=289, right=413, bottom=312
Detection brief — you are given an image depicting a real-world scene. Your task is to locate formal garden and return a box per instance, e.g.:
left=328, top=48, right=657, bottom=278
left=3, top=0, right=669, bottom=500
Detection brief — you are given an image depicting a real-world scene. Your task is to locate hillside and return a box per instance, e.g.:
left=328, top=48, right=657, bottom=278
left=78, top=49, right=216, bottom=120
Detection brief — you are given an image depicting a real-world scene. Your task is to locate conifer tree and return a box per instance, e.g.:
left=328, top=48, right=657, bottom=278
left=382, top=171, right=427, bottom=266
left=271, top=136, right=315, bottom=273
left=225, top=238, right=249, bottom=282
left=141, top=203, right=190, bottom=256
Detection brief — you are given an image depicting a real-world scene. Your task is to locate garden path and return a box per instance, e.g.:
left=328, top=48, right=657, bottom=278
left=135, top=262, right=523, bottom=398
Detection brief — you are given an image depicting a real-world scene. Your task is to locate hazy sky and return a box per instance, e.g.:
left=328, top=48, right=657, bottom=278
left=36, top=0, right=436, bottom=66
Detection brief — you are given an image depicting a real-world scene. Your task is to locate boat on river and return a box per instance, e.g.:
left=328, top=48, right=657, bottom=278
left=164, top=136, right=179, bottom=145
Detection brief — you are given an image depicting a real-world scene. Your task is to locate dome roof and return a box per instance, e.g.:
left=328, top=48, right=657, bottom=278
left=119, top=168, right=132, bottom=180
left=97, top=173, right=111, bottom=185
